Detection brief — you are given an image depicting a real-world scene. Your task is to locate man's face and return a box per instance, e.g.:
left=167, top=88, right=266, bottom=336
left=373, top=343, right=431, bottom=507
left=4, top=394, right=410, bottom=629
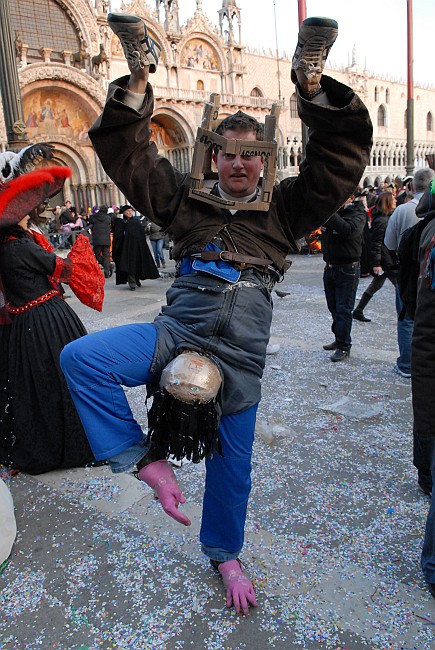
left=212, top=129, right=264, bottom=198
left=123, top=208, right=133, bottom=219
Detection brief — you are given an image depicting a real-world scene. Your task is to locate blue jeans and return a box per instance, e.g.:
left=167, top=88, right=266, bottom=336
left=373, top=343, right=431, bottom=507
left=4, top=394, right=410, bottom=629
left=323, top=262, right=360, bottom=351
left=420, top=435, right=435, bottom=582
left=150, top=239, right=165, bottom=265
left=395, top=285, right=413, bottom=374
left=60, top=323, right=257, bottom=562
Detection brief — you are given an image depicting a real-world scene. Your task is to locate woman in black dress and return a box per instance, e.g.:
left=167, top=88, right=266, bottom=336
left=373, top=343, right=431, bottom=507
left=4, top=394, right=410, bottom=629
left=353, top=191, right=398, bottom=322
left=0, top=168, right=95, bottom=474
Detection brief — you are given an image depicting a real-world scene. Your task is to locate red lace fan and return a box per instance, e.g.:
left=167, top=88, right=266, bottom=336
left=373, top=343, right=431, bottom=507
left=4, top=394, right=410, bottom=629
left=67, top=235, right=105, bottom=312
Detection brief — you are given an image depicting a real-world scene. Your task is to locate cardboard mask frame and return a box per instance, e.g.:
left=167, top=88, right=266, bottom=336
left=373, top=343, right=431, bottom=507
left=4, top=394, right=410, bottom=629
left=188, top=93, right=280, bottom=212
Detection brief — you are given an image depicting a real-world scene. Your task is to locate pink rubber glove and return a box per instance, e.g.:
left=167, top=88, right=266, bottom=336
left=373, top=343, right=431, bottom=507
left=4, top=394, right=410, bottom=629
left=138, top=460, right=191, bottom=526
left=218, top=560, right=258, bottom=616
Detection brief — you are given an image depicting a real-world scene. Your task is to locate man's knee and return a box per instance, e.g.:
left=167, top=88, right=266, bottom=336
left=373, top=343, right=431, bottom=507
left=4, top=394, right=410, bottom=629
left=60, top=338, right=83, bottom=375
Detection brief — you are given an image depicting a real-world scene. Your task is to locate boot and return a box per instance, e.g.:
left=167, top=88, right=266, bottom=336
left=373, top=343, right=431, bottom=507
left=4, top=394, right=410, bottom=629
left=161, top=259, right=166, bottom=268
left=353, top=292, right=371, bottom=322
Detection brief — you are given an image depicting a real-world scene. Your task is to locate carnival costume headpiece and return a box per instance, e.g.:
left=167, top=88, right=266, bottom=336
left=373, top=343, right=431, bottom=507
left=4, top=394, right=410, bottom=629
left=0, top=143, right=54, bottom=184
left=0, top=166, right=72, bottom=229
left=146, top=351, right=223, bottom=463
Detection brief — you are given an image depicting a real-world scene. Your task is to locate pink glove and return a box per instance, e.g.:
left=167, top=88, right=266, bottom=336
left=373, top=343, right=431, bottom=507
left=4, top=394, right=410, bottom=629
left=138, top=460, right=191, bottom=526
left=218, top=560, right=258, bottom=616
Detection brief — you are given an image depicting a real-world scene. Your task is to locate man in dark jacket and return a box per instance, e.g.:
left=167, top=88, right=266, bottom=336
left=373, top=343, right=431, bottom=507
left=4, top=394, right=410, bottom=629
left=61, top=15, right=372, bottom=616
left=112, top=204, right=159, bottom=290
left=411, top=184, right=435, bottom=597
left=322, top=196, right=367, bottom=361
left=89, top=204, right=111, bottom=278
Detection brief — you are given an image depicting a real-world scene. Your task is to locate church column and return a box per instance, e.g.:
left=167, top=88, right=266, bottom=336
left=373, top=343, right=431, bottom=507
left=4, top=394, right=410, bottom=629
left=89, top=184, right=97, bottom=208
left=107, top=182, right=115, bottom=206
left=71, top=184, right=79, bottom=209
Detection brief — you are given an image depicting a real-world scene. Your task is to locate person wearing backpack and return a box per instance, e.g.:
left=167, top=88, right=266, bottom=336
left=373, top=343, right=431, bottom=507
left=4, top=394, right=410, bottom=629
left=384, top=168, right=435, bottom=378
left=410, top=183, right=435, bottom=594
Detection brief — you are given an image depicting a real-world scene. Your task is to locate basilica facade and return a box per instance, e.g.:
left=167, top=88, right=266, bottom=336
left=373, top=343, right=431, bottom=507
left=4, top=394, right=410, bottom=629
left=2, top=0, right=434, bottom=209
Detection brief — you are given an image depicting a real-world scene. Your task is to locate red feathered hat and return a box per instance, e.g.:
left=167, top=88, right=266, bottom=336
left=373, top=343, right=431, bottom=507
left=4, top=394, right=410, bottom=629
left=0, top=166, right=72, bottom=229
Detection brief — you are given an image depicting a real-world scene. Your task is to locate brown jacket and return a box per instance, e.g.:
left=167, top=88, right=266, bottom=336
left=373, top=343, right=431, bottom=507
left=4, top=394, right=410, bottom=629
left=89, top=75, right=372, bottom=274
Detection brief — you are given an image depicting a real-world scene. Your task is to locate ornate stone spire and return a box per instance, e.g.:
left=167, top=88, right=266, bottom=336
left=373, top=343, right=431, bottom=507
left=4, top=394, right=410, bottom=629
left=158, top=0, right=180, bottom=33
left=219, top=0, right=242, bottom=46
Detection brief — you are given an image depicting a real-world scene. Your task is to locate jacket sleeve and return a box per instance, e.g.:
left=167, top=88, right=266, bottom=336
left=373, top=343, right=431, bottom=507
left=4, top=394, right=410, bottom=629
left=327, top=203, right=367, bottom=240
left=370, top=217, right=386, bottom=267
left=277, top=75, right=373, bottom=241
left=89, top=77, right=187, bottom=230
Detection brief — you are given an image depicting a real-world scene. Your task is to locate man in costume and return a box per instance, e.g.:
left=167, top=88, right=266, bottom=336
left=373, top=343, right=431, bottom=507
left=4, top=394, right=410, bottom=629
left=112, top=204, right=159, bottom=290
left=61, top=14, right=372, bottom=615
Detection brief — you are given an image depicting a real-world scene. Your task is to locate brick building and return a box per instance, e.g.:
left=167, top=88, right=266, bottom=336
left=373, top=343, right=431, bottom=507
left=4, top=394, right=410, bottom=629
left=2, top=0, right=434, bottom=209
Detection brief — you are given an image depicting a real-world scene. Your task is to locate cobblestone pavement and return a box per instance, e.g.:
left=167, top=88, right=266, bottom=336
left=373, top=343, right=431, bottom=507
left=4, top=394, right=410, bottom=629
left=2, top=253, right=435, bottom=649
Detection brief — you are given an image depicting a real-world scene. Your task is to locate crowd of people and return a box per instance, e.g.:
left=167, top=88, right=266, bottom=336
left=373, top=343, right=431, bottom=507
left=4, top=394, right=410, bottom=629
left=2, top=11, right=435, bottom=620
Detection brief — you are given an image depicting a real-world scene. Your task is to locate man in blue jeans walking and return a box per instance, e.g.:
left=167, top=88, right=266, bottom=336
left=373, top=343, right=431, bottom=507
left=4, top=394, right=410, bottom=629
left=321, top=196, right=367, bottom=361
left=60, top=13, right=372, bottom=615
left=384, top=167, right=435, bottom=378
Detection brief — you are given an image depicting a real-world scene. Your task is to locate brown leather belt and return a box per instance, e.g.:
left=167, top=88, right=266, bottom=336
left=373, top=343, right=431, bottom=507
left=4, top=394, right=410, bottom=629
left=193, top=250, right=273, bottom=268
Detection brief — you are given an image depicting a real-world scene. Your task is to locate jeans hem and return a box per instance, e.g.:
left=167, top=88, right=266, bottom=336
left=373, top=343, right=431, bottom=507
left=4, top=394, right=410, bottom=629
left=201, top=543, right=240, bottom=562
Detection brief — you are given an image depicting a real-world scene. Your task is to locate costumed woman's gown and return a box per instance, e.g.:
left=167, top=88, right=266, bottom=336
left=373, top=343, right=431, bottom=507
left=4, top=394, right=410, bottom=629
left=0, top=236, right=94, bottom=474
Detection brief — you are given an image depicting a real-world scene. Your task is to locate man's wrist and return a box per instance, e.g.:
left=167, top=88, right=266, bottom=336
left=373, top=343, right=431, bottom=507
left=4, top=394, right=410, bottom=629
left=301, top=87, right=323, bottom=100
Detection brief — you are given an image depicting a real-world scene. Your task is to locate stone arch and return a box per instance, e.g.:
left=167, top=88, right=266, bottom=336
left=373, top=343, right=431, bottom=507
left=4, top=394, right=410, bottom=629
left=180, top=35, right=223, bottom=72
left=250, top=86, right=264, bottom=98
left=21, top=82, right=100, bottom=145
left=20, top=64, right=106, bottom=110
left=151, top=109, right=195, bottom=173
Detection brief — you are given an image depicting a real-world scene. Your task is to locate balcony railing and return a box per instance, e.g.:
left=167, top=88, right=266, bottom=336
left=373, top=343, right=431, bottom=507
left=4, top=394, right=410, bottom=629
left=152, top=85, right=284, bottom=109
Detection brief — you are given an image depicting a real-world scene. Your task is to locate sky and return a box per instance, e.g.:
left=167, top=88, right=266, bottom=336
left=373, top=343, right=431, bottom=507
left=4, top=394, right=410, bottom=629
left=111, top=0, right=434, bottom=86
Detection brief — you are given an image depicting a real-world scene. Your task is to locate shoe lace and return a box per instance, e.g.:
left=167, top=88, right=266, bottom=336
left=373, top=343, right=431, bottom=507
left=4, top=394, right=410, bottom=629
left=116, top=30, right=147, bottom=68
left=298, top=36, right=329, bottom=73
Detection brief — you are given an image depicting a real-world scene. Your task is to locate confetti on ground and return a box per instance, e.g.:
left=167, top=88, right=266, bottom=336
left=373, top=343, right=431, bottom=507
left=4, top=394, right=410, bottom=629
left=2, top=257, right=435, bottom=649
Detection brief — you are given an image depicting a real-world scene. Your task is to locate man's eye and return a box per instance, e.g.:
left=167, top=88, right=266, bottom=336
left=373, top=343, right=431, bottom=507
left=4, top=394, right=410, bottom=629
left=223, top=153, right=236, bottom=161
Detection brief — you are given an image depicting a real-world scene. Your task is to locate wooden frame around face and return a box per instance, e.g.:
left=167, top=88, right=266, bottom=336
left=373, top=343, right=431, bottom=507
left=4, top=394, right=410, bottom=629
left=188, top=94, right=280, bottom=212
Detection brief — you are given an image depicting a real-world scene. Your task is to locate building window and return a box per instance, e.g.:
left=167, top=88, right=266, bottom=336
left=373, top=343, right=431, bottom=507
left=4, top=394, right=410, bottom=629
left=290, top=93, right=298, bottom=119
left=385, top=88, right=390, bottom=104
left=10, top=0, right=80, bottom=63
left=428, top=112, right=434, bottom=131
left=250, top=87, right=262, bottom=97
left=377, top=105, right=386, bottom=127
left=197, top=80, right=204, bottom=90
left=374, top=86, right=379, bottom=102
